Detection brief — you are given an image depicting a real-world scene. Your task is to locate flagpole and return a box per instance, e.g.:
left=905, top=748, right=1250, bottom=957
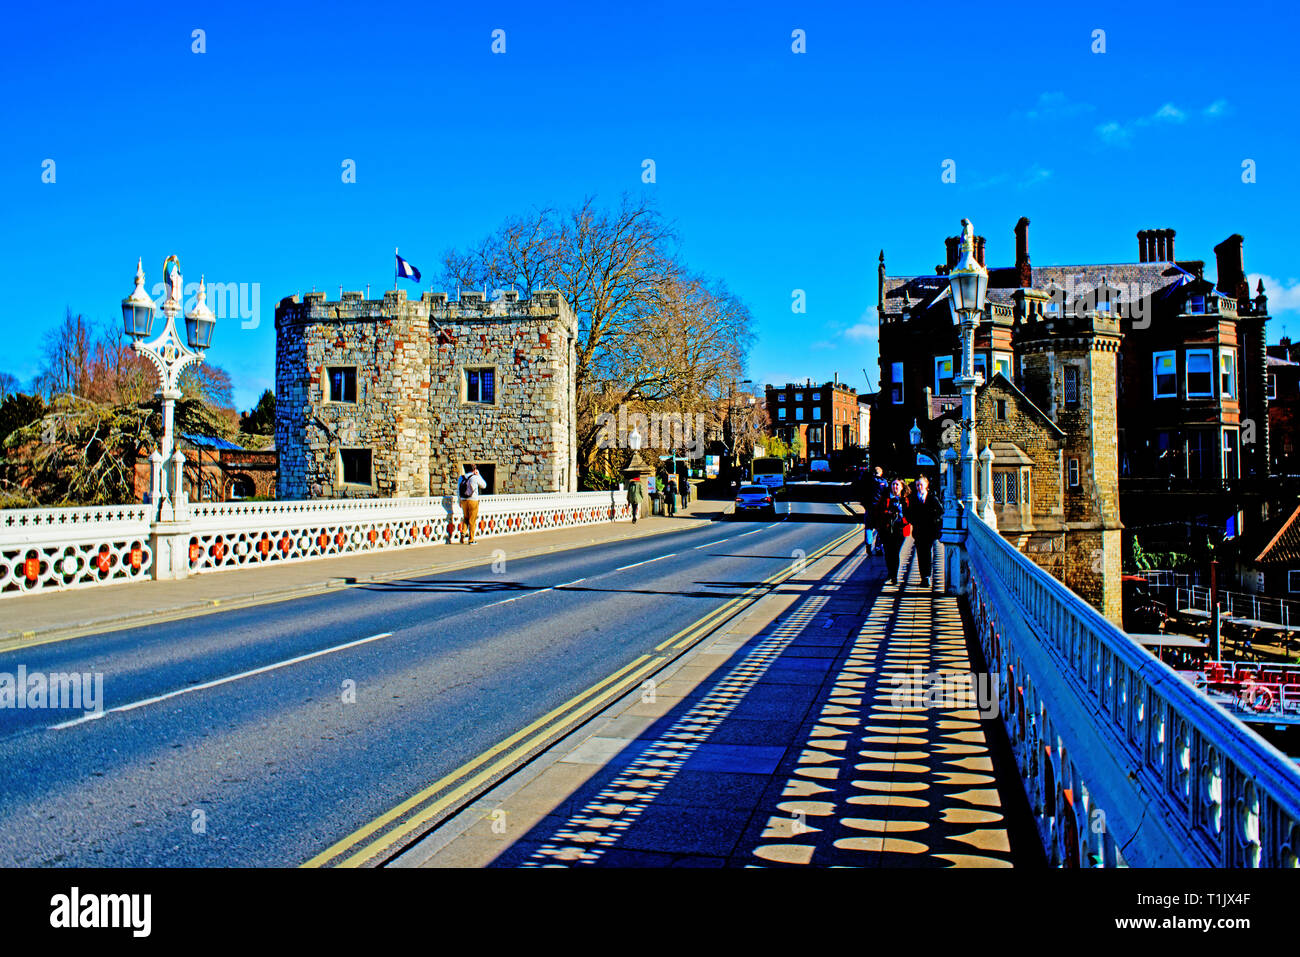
left=394, top=247, right=398, bottom=292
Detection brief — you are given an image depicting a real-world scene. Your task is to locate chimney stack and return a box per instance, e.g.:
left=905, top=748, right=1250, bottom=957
left=834, top=371, right=839, bottom=385
left=945, top=236, right=960, bottom=270
left=1014, top=217, right=1031, bottom=287
left=1214, top=234, right=1249, bottom=304
left=1137, top=228, right=1176, bottom=262
left=974, top=235, right=986, bottom=268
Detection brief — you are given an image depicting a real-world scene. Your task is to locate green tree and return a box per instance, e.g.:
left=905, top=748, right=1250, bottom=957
left=239, top=389, right=275, bottom=435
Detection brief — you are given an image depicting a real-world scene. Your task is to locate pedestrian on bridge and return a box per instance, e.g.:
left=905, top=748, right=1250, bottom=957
left=627, top=477, right=646, bottom=523
left=905, top=474, right=943, bottom=589
left=458, top=466, right=488, bottom=544
left=877, top=478, right=911, bottom=587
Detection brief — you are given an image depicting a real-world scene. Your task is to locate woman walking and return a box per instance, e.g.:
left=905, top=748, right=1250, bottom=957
left=876, top=478, right=912, bottom=587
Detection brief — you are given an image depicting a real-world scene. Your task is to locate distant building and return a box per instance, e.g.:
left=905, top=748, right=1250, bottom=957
left=765, top=375, right=859, bottom=463
left=133, top=434, right=277, bottom=502
left=275, top=288, right=578, bottom=499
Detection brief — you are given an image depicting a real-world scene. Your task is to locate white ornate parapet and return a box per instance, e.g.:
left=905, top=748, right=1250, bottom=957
left=963, top=512, right=1300, bottom=867
left=0, top=504, right=154, bottom=596
left=0, top=491, right=634, bottom=593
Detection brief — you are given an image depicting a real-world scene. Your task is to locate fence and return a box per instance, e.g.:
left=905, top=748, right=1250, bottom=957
left=1175, top=585, right=1300, bottom=629
left=1, top=491, right=631, bottom=598
left=964, top=514, right=1300, bottom=868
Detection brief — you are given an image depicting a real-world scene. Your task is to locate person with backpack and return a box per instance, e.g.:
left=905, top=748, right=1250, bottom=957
left=665, top=476, right=677, bottom=517
left=861, top=465, right=888, bottom=555
left=876, top=477, right=912, bottom=587
left=457, top=465, right=488, bottom=544
left=626, top=476, right=646, bottom=523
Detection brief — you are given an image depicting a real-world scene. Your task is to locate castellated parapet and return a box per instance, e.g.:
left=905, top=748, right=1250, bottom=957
left=275, top=288, right=578, bottom=499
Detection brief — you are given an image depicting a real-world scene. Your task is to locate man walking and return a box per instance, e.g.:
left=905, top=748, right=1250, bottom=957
left=665, top=475, right=677, bottom=517
left=627, top=476, right=646, bottom=523
left=861, top=466, right=888, bottom=555
left=905, top=474, right=943, bottom=588
left=458, top=465, right=488, bottom=544
left=680, top=474, right=690, bottom=508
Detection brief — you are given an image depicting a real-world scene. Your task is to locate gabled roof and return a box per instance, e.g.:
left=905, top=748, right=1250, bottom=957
left=1250, top=504, right=1300, bottom=566
left=977, top=372, right=1066, bottom=439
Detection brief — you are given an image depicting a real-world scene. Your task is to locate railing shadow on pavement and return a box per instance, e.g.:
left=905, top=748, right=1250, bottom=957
left=474, top=544, right=1041, bottom=867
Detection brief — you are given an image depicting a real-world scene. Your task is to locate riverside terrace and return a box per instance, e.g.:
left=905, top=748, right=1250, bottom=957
left=0, top=486, right=1298, bottom=867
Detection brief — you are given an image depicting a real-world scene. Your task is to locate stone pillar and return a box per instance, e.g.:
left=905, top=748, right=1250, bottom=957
left=957, top=314, right=979, bottom=513
left=940, top=448, right=966, bottom=595
left=979, top=445, right=997, bottom=527
left=148, top=450, right=164, bottom=521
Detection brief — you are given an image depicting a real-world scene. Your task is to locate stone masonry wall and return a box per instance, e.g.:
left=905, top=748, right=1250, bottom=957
left=275, top=289, right=577, bottom=499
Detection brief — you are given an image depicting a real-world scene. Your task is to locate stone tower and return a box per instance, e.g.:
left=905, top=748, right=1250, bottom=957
left=1013, top=283, right=1124, bottom=622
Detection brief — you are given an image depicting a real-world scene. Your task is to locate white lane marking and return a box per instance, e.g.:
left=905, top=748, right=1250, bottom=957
left=485, top=577, right=589, bottom=607
left=692, top=538, right=732, bottom=550
left=616, top=553, right=676, bottom=571
left=763, top=523, right=781, bottom=529
left=737, top=528, right=764, bottom=537
left=50, top=631, right=395, bottom=731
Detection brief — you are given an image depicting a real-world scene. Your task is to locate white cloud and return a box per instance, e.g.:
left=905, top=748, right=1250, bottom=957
left=1249, top=274, right=1300, bottom=313
left=1021, top=91, right=1095, bottom=121
left=1152, top=102, right=1186, bottom=123
left=1096, top=100, right=1221, bottom=146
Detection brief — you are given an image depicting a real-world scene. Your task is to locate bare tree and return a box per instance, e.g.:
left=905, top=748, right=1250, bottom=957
left=440, top=196, right=754, bottom=478
left=0, top=372, right=18, bottom=401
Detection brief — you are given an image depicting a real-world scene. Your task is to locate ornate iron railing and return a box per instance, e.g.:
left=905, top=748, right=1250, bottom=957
left=964, top=513, right=1300, bottom=868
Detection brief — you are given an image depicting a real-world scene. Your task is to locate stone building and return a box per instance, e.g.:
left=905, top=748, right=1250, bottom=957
left=275, top=288, right=578, bottom=499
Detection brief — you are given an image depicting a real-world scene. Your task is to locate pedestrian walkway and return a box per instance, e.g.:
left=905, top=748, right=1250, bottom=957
left=395, top=537, right=1042, bottom=868
left=0, top=495, right=726, bottom=648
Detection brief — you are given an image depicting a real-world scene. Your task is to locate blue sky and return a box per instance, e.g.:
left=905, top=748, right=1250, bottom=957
left=2, top=0, right=1296, bottom=410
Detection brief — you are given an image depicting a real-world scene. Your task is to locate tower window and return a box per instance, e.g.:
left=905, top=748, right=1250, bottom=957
left=340, top=448, right=372, bottom=486
left=465, top=367, right=496, bottom=404
left=1064, top=366, right=1080, bottom=407
left=890, top=362, right=904, bottom=404
left=935, top=356, right=955, bottom=395
left=327, top=367, right=357, bottom=404
left=996, top=399, right=1008, bottom=421
left=1067, top=458, right=1080, bottom=488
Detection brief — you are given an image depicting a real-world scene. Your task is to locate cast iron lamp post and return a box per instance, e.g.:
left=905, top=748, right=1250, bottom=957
left=121, top=256, right=217, bottom=519
left=947, top=219, right=987, bottom=513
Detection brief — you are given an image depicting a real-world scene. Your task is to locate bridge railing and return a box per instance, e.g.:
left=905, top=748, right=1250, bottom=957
left=0, top=491, right=630, bottom=598
left=963, top=513, right=1300, bottom=868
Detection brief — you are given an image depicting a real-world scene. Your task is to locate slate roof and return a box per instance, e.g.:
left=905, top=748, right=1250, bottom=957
left=881, top=261, right=1188, bottom=317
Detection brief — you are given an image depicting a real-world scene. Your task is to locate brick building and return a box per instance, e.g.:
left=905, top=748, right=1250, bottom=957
left=132, top=434, right=277, bottom=502
left=874, top=217, right=1277, bottom=621
left=275, top=288, right=578, bottom=499
left=765, top=376, right=859, bottom=464
left=1267, top=338, right=1300, bottom=475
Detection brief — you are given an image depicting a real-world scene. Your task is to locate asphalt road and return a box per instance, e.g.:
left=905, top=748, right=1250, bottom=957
left=0, top=499, right=861, bottom=866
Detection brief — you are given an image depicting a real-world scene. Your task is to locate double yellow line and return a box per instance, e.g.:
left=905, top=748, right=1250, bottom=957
left=303, top=525, right=859, bottom=868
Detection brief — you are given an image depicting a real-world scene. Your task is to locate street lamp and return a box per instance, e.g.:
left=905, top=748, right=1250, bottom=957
left=947, top=219, right=987, bottom=514
left=122, top=256, right=217, bottom=518
left=909, top=418, right=923, bottom=450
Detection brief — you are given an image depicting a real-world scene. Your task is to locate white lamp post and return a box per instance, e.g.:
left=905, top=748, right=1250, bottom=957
left=947, top=219, right=987, bottom=514
left=122, top=256, right=216, bottom=520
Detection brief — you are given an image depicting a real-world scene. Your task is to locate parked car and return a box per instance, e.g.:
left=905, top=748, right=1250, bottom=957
left=733, top=484, right=777, bottom=519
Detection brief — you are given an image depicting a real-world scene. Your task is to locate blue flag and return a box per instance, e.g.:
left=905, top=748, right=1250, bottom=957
left=395, top=252, right=421, bottom=282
